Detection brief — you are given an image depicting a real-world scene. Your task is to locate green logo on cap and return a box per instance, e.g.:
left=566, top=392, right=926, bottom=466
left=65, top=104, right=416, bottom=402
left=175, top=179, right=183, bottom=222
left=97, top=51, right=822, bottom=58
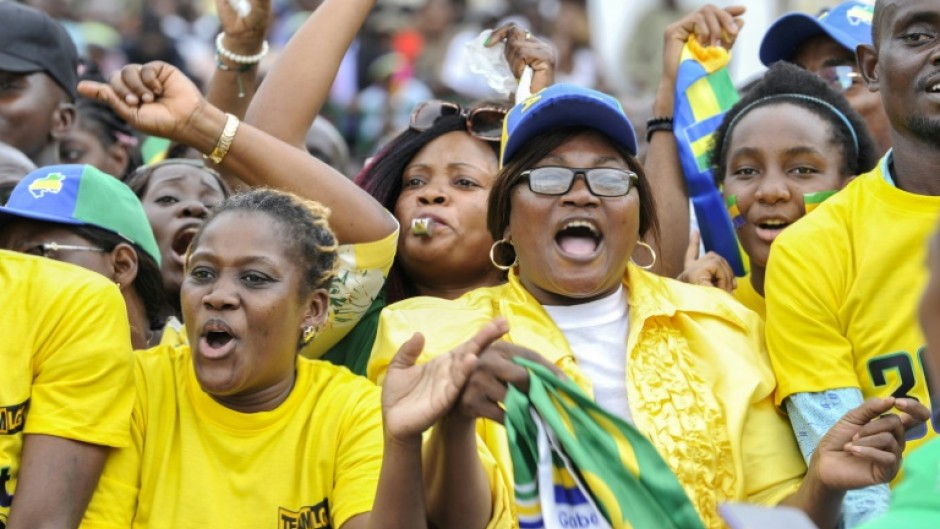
left=28, top=172, right=66, bottom=198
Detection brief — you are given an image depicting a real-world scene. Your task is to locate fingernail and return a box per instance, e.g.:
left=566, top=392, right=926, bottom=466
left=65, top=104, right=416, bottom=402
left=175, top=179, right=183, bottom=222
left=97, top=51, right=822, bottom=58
left=853, top=433, right=860, bottom=441
left=484, top=34, right=492, bottom=45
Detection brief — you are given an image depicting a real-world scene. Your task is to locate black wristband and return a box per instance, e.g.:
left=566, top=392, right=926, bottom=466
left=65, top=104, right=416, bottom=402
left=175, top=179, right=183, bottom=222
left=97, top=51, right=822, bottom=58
left=646, top=116, right=674, bottom=143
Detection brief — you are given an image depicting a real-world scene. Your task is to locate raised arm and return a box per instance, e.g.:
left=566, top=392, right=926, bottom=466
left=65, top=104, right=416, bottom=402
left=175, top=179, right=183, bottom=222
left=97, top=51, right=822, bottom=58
left=205, top=0, right=273, bottom=119
left=245, top=0, right=375, bottom=150
left=81, top=62, right=397, bottom=244
left=644, top=5, right=744, bottom=277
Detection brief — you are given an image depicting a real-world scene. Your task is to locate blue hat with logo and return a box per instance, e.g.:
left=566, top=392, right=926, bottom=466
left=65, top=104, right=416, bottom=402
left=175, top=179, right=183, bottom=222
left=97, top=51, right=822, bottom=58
left=0, top=164, right=161, bottom=264
left=500, top=84, right=637, bottom=167
left=760, top=1, right=874, bottom=66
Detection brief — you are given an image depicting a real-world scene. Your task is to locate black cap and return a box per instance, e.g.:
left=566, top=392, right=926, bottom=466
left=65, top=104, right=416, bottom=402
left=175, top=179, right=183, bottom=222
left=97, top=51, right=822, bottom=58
left=0, top=2, right=79, bottom=101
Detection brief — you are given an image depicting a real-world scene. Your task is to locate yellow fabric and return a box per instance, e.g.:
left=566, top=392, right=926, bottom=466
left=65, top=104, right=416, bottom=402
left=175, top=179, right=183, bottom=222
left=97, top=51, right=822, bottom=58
left=157, top=228, right=398, bottom=356
left=0, top=251, right=134, bottom=525
left=369, top=265, right=806, bottom=529
left=82, top=345, right=384, bottom=529
left=733, top=273, right=766, bottom=321
left=766, top=162, right=938, bottom=454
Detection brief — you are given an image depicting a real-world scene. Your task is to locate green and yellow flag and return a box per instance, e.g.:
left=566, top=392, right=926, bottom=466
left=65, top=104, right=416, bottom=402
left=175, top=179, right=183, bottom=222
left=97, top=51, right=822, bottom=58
left=505, top=358, right=706, bottom=529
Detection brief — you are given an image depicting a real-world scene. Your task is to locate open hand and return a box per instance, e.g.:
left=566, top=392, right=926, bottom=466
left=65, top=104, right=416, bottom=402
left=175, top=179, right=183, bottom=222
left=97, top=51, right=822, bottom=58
left=810, top=397, right=931, bottom=490
left=662, top=5, right=745, bottom=80
left=486, top=24, right=556, bottom=94
left=77, top=62, right=206, bottom=143
left=382, top=319, right=509, bottom=443
left=676, top=230, right=736, bottom=293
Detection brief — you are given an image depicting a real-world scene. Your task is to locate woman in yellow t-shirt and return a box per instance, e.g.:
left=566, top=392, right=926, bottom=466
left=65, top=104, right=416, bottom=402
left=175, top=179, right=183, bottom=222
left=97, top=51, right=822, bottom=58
left=369, top=83, right=928, bottom=529
left=78, top=61, right=509, bottom=529
left=79, top=185, right=503, bottom=528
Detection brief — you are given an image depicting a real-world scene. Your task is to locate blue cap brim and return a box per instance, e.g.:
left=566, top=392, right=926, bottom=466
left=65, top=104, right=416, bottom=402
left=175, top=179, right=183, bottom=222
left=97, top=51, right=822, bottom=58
left=759, top=13, right=859, bottom=66
left=0, top=206, right=87, bottom=229
left=501, top=94, right=637, bottom=166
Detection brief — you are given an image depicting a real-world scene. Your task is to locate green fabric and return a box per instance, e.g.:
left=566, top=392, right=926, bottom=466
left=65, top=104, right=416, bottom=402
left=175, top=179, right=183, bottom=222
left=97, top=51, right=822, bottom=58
left=320, top=287, right=386, bottom=376
left=505, top=357, right=706, bottom=529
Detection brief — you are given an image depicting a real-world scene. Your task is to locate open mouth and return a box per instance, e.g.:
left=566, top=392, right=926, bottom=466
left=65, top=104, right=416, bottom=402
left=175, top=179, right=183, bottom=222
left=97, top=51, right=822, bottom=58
left=754, top=219, right=791, bottom=242
left=554, top=220, right=602, bottom=258
left=171, top=226, right=200, bottom=263
left=199, top=320, right=237, bottom=359
left=929, top=82, right=940, bottom=94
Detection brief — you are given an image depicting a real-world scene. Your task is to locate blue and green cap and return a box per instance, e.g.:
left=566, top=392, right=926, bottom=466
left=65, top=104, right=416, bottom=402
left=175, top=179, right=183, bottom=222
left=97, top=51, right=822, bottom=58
left=0, top=164, right=161, bottom=265
left=499, top=84, right=638, bottom=168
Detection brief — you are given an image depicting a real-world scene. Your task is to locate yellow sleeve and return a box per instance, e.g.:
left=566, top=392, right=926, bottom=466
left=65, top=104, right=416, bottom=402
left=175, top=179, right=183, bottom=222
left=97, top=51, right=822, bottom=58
left=26, top=276, right=134, bottom=448
left=331, top=383, right=384, bottom=528
left=81, top=356, right=149, bottom=528
left=303, top=226, right=398, bottom=359
left=765, top=218, right=858, bottom=405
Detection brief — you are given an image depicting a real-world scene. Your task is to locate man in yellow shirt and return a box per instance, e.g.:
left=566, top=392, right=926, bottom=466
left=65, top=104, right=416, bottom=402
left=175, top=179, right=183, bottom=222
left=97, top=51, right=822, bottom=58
left=766, top=0, right=940, bottom=499
left=0, top=250, right=134, bottom=528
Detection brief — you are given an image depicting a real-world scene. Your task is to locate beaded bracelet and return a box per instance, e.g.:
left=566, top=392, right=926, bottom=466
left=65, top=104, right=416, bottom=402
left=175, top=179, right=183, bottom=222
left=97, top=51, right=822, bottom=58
left=646, top=116, right=674, bottom=143
left=215, top=33, right=269, bottom=65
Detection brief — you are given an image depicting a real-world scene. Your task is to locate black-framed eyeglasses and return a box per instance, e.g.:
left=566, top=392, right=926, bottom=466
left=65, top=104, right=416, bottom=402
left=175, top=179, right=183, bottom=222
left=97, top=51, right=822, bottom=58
left=816, top=65, right=862, bottom=93
left=409, top=100, right=507, bottom=142
left=24, top=242, right=106, bottom=258
left=519, top=167, right=639, bottom=197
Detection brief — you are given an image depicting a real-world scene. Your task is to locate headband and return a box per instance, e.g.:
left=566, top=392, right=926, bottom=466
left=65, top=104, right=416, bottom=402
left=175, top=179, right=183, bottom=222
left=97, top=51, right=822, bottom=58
left=722, top=93, right=860, bottom=163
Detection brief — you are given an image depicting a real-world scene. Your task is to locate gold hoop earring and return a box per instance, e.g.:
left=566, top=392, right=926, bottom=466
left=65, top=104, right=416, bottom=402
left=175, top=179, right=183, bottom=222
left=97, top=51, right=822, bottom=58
left=302, top=326, right=315, bottom=344
left=489, top=239, right=518, bottom=271
left=631, top=241, right=657, bottom=270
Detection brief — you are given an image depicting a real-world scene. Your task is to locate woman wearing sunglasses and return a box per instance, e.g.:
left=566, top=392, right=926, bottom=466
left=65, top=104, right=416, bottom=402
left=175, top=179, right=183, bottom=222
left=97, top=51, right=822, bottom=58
left=368, top=83, right=927, bottom=529
left=242, top=0, right=555, bottom=373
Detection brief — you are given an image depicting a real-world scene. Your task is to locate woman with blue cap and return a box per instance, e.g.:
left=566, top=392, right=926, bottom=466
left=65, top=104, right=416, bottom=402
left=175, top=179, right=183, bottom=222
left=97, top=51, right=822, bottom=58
left=368, top=83, right=928, bottom=529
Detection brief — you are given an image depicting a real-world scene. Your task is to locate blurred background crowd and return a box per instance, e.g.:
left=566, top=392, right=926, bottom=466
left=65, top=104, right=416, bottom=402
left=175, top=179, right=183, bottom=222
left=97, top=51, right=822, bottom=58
left=22, top=0, right=840, bottom=168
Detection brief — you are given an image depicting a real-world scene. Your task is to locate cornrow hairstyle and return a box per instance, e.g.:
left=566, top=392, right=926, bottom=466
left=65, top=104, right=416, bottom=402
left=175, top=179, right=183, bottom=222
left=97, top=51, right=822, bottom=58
left=710, top=61, right=879, bottom=185
left=76, top=63, right=144, bottom=178
left=488, top=126, right=660, bottom=267
left=70, top=225, right=169, bottom=330
left=355, top=101, right=507, bottom=302
left=188, top=188, right=339, bottom=297
left=124, top=158, right=232, bottom=200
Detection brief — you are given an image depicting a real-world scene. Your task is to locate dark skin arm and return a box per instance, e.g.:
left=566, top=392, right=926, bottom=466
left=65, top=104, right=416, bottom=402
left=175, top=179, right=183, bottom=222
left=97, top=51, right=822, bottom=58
left=644, top=5, right=745, bottom=277
left=780, top=397, right=929, bottom=529
left=5, top=435, right=108, bottom=529
left=81, top=62, right=397, bottom=245
left=205, top=0, right=272, bottom=119
left=245, top=0, right=375, bottom=150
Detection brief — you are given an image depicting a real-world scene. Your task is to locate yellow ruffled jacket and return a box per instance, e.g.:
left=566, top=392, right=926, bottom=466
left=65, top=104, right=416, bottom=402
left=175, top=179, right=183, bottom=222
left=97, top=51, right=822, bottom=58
left=369, top=264, right=806, bottom=529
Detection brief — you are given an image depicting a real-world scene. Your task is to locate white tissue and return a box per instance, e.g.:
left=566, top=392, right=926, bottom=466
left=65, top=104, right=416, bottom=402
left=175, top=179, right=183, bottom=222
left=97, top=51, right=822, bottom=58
left=227, top=0, right=251, bottom=18
left=465, top=29, right=519, bottom=97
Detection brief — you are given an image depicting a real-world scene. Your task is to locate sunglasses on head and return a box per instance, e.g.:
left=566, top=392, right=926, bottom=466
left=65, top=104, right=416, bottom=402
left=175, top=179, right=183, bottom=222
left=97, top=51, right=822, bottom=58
left=816, top=65, right=862, bottom=93
left=519, top=167, right=639, bottom=198
left=409, top=100, right=507, bottom=142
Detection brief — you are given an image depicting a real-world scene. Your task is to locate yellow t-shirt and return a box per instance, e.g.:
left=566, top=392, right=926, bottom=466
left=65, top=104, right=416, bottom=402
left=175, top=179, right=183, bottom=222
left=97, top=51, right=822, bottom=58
left=158, top=229, right=398, bottom=356
left=369, top=265, right=806, bottom=529
left=733, top=273, right=765, bottom=321
left=81, top=345, right=384, bottom=529
left=766, top=160, right=939, bottom=452
left=0, top=251, right=134, bottom=526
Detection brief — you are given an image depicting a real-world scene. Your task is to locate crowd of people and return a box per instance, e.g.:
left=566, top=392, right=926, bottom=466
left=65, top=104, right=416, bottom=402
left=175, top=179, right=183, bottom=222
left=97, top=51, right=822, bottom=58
left=1, top=0, right=938, bottom=528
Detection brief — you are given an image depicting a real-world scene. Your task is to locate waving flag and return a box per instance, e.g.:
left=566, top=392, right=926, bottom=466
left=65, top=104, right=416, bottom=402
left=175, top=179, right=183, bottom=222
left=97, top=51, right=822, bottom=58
left=505, top=358, right=706, bottom=529
left=674, top=37, right=745, bottom=276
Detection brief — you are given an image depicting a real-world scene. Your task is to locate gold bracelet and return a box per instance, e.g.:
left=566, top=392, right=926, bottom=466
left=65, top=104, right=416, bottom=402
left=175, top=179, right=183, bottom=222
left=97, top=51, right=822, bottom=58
left=206, top=113, right=240, bottom=164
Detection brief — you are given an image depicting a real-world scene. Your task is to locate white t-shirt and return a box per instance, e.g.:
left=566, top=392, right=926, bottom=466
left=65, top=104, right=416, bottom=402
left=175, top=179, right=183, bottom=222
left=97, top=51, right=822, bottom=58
left=541, top=286, right=631, bottom=423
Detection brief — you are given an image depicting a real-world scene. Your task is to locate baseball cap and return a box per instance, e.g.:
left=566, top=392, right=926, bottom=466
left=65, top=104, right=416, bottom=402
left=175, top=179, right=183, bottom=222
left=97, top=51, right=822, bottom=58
left=0, top=2, right=79, bottom=100
left=500, top=84, right=637, bottom=167
left=856, top=439, right=940, bottom=529
left=759, top=1, right=874, bottom=67
left=0, top=165, right=161, bottom=265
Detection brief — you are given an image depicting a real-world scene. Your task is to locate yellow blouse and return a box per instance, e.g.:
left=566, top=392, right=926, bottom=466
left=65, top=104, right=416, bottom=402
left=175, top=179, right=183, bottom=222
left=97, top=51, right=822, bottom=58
left=369, top=264, right=806, bottom=529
